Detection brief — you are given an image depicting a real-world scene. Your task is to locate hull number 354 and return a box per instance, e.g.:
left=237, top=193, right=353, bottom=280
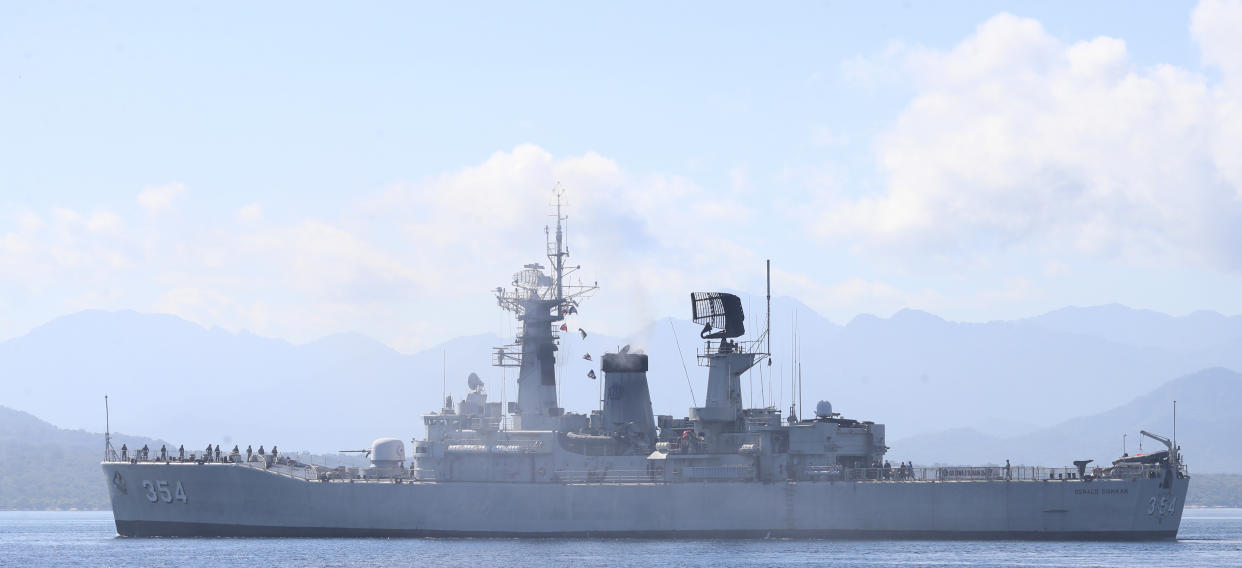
left=142, top=480, right=188, bottom=504
left=1146, top=494, right=1175, bottom=518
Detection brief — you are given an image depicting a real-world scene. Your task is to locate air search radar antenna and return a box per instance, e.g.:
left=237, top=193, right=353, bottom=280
left=689, top=261, right=774, bottom=360
left=690, top=292, right=746, bottom=340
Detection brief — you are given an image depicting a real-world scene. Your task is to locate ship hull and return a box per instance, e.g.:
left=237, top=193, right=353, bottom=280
left=102, top=462, right=1188, bottom=540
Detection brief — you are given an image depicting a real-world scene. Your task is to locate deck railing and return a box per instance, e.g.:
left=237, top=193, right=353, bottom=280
left=106, top=454, right=1188, bottom=485
left=840, top=463, right=1185, bottom=482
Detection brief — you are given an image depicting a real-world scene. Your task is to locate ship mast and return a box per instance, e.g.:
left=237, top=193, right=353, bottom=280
left=553, top=191, right=565, bottom=318
left=492, top=186, right=597, bottom=430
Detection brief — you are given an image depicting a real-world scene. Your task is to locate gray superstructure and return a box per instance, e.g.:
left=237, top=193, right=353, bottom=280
left=102, top=192, right=1189, bottom=539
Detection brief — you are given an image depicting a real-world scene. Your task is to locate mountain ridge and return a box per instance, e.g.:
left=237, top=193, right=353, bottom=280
left=4, top=303, right=1242, bottom=453
left=890, top=368, right=1242, bottom=472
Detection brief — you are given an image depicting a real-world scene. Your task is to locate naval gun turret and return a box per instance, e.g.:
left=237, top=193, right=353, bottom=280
left=358, top=437, right=406, bottom=479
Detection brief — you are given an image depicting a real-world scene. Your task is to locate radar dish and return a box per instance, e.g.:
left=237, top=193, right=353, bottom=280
left=467, top=372, right=484, bottom=391
left=690, top=292, right=745, bottom=339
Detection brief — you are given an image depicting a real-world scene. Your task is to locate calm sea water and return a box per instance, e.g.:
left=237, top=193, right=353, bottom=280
left=2, top=509, right=1240, bottom=568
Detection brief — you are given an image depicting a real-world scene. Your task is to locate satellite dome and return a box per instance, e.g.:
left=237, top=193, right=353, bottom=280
left=815, top=400, right=833, bottom=418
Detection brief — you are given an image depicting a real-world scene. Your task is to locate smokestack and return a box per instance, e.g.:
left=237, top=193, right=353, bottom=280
left=601, top=351, right=656, bottom=445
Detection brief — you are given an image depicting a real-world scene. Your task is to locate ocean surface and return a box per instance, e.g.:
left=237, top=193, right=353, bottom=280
left=2, top=509, right=1240, bottom=567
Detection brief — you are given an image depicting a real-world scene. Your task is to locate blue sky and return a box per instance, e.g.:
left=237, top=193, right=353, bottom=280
left=3, top=1, right=1242, bottom=352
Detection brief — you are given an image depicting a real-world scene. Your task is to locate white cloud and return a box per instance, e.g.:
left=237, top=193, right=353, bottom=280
left=1193, top=0, right=1242, bottom=196
left=819, top=7, right=1242, bottom=271
left=981, top=276, right=1041, bottom=302
left=360, top=144, right=762, bottom=338
left=0, top=145, right=769, bottom=350
left=809, top=126, right=849, bottom=147
left=16, top=210, right=43, bottom=232
left=87, top=211, right=122, bottom=233
left=839, top=41, right=910, bottom=89
left=771, top=267, right=944, bottom=319
left=152, top=287, right=236, bottom=325
left=236, top=219, right=426, bottom=303
left=51, top=207, right=81, bottom=225
left=0, top=205, right=134, bottom=297
left=1192, top=0, right=1242, bottom=79
left=9, top=5, right=1242, bottom=350
left=728, top=166, right=748, bottom=192
left=236, top=203, right=263, bottom=223
left=137, top=182, right=188, bottom=213
left=1043, top=260, right=1071, bottom=278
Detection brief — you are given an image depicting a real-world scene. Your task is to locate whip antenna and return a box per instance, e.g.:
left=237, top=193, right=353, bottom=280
left=766, top=260, right=771, bottom=366
left=104, top=395, right=114, bottom=461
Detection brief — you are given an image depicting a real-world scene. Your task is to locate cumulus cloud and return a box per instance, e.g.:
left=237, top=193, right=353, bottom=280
left=1192, top=0, right=1242, bottom=195
left=770, top=267, right=945, bottom=319
left=0, top=205, right=134, bottom=305
left=839, top=41, right=910, bottom=89
left=137, top=182, right=188, bottom=213
left=1192, top=0, right=1242, bottom=79
left=360, top=143, right=763, bottom=336
left=152, top=287, right=237, bottom=328
left=236, top=219, right=427, bottom=303
left=236, top=203, right=263, bottom=223
left=818, top=6, right=1242, bottom=271
left=87, top=211, right=122, bottom=233
left=0, top=144, right=776, bottom=349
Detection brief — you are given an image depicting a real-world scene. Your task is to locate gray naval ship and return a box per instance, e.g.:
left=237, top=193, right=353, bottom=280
left=102, top=196, right=1189, bottom=539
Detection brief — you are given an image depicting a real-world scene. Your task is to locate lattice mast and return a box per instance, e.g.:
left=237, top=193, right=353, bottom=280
left=492, top=186, right=597, bottom=429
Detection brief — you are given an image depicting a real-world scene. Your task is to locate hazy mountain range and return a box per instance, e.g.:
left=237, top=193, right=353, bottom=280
left=0, top=405, right=164, bottom=510
left=0, top=406, right=362, bottom=510
left=2, top=302, right=1242, bottom=465
left=2, top=366, right=1239, bottom=510
left=892, top=367, right=1242, bottom=472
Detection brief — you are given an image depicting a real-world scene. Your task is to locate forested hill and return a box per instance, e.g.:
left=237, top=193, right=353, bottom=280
left=0, top=406, right=164, bottom=510
left=0, top=406, right=362, bottom=510
left=2, top=405, right=1241, bottom=510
